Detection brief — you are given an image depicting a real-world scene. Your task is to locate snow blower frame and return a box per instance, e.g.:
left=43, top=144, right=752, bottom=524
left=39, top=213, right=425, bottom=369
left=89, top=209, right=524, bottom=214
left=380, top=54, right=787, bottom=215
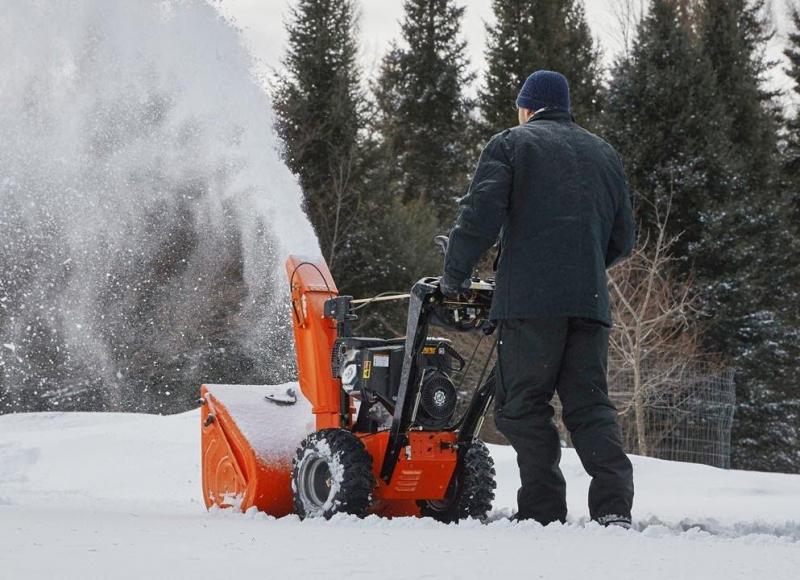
left=201, top=242, right=497, bottom=522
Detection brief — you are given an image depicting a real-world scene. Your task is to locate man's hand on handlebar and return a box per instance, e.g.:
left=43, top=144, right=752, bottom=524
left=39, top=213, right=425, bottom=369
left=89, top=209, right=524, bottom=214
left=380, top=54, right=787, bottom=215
left=439, top=276, right=471, bottom=301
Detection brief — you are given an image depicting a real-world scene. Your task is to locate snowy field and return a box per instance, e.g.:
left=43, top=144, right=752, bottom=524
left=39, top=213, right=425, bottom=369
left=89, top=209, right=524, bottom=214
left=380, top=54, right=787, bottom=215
left=1, top=410, right=798, bottom=580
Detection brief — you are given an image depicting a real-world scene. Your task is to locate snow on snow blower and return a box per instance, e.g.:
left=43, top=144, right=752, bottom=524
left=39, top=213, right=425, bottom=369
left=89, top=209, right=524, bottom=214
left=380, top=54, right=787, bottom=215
left=201, top=239, right=497, bottom=521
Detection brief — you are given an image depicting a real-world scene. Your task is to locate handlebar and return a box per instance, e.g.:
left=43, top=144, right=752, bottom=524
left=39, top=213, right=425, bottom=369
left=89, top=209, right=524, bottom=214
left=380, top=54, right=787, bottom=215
left=433, top=235, right=449, bottom=256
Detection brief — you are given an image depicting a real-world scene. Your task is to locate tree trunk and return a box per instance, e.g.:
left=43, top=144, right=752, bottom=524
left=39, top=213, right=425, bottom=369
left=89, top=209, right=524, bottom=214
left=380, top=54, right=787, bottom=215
left=632, top=362, right=649, bottom=456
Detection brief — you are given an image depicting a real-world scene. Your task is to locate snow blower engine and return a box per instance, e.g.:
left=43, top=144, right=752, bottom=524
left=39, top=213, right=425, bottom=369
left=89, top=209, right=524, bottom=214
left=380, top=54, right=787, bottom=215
left=200, top=237, right=497, bottom=521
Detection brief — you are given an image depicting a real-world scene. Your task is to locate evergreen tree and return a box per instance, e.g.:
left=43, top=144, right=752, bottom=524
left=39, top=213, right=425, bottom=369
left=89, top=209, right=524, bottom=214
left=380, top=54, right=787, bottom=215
left=781, top=5, right=800, bottom=254
left=606, top=0, right=800, bottom=471
left=786, top=6, right=800, bottom=211
left=763, top=3, right=800, bottom=470
left=697, top=0, right=799, bottom=473
left=480, top=0, right=601, bottom=133
left=700, top=0, right=778, bottom=173
left=604, top=0, right=730, bottom=254
left=372, top=0, right=476, bottom=218
left=273, top=0, right=367, bottom=278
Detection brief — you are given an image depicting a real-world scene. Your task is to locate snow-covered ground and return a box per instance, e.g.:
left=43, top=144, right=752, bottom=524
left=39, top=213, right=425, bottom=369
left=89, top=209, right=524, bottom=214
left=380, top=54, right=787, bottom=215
left=1, top=410, right=798, bottom=580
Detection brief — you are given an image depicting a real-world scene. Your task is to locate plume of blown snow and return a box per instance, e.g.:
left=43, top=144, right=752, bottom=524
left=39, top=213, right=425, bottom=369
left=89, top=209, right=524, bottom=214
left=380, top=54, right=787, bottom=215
left=0, top=0, right=318, bottom=412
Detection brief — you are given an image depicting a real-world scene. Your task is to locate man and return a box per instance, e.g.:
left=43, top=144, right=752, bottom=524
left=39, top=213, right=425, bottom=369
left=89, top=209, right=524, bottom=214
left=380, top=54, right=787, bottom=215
left=442, top=70, right=635, bottom=527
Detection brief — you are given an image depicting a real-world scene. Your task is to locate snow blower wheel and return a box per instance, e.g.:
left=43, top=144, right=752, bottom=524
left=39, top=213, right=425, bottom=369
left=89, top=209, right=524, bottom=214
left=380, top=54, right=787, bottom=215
left=292, top=429, right=374, bottom=519
left=418, top=440, right=496, bottom=523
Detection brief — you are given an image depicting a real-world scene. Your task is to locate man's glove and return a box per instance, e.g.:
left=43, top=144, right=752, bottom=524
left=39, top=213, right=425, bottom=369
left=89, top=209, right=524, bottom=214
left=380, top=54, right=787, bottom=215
left=439, top=276, right=469, bottom=300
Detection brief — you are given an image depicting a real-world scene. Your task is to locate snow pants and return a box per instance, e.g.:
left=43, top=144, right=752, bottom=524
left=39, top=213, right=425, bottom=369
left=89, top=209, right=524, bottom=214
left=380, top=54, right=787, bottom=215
left=494, top=317, right=634, bottom=524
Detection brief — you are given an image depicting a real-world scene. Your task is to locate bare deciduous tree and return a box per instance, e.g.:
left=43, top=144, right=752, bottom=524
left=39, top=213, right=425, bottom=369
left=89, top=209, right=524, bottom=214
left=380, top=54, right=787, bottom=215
left=610, top=0, right=645, bottom=58
left=608, top=199, right=704, bottom=455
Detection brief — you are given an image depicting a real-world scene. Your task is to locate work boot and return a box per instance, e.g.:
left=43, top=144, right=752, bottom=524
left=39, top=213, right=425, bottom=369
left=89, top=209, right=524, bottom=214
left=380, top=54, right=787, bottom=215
left=596, top=514, right=632, bottom=529
left=509, top=512, right=564, bottom=525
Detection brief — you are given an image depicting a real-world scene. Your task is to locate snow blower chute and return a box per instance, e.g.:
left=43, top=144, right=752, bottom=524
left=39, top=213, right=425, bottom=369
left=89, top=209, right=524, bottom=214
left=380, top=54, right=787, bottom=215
left=201, top=238, right=497, bottom=521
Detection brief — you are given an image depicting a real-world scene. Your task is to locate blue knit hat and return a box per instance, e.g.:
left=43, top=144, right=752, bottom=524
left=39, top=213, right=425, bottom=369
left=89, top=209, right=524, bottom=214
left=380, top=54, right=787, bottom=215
left=516, top=70, right=571, bottom=112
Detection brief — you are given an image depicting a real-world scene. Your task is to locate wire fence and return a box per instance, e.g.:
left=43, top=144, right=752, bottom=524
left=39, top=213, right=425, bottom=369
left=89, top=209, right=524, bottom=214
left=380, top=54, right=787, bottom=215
left=554, top=360, right=736, bottom=468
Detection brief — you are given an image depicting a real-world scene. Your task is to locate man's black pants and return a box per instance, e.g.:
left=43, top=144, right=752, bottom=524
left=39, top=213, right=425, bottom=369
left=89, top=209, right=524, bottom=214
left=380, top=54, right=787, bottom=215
left=494, top=317, right=634, bottom=524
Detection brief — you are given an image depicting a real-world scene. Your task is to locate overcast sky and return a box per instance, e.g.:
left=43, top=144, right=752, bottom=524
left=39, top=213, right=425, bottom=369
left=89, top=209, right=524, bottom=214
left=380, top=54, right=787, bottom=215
left=216, top=0, right=797, bottom=110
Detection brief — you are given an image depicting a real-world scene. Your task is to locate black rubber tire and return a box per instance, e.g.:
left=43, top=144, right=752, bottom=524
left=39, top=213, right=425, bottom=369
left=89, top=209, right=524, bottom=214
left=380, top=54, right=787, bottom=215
left=292, top=429, right=375, bottom=519
left=418, top=439, right=496, bottom=523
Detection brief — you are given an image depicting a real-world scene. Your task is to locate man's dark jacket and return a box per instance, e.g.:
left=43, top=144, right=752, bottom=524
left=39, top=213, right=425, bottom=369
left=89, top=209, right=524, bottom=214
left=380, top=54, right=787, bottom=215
left=443, top=109, right=635, bottom=325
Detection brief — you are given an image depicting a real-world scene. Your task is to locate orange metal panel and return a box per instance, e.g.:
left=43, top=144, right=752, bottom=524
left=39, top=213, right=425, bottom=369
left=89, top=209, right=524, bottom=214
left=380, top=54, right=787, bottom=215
left=200, top=386, right=294, bottom=516
left=285, top=256, right=342, bottom=431
left=360, top=431, right=458, bottom=502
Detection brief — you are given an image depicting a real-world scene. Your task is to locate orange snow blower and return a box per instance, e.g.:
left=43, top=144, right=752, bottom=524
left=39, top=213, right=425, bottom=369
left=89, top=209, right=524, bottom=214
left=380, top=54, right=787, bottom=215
left=201, top=238, right=497, bottom=521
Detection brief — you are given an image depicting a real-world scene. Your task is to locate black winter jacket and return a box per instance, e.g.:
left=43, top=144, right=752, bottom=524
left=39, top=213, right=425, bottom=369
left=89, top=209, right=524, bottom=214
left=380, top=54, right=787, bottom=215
left=443, top=109, right=635, bottom=325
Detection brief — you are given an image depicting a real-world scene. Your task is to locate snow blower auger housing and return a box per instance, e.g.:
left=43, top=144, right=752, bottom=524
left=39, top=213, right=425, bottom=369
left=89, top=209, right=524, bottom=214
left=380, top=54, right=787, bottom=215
left=201, top=245, right=497, bottom=522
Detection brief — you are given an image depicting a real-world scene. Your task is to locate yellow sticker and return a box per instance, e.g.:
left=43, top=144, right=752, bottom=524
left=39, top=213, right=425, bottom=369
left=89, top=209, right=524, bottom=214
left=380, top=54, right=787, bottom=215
left=422, top=346, right=436, bottom=355
left=362, top=360, right=372, bottom=379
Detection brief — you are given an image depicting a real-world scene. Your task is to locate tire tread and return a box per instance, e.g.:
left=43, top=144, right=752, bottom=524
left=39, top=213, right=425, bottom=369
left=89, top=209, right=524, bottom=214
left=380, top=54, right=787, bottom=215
left=292, top=428, right=375, bottom=519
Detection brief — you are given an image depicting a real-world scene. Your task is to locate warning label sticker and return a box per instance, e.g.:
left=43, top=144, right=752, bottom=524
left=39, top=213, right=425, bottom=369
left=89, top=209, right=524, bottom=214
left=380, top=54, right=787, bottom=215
left=362, top=360, right=372, bottom=379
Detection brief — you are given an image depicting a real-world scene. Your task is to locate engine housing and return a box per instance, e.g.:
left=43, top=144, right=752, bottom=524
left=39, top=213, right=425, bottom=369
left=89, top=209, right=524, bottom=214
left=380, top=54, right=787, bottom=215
left=334, top=338, right=461, bottom=432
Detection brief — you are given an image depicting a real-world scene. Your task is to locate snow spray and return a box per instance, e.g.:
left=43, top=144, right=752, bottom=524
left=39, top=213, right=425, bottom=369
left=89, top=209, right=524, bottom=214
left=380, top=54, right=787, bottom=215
left=0, top=0, right=319, bottom=412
